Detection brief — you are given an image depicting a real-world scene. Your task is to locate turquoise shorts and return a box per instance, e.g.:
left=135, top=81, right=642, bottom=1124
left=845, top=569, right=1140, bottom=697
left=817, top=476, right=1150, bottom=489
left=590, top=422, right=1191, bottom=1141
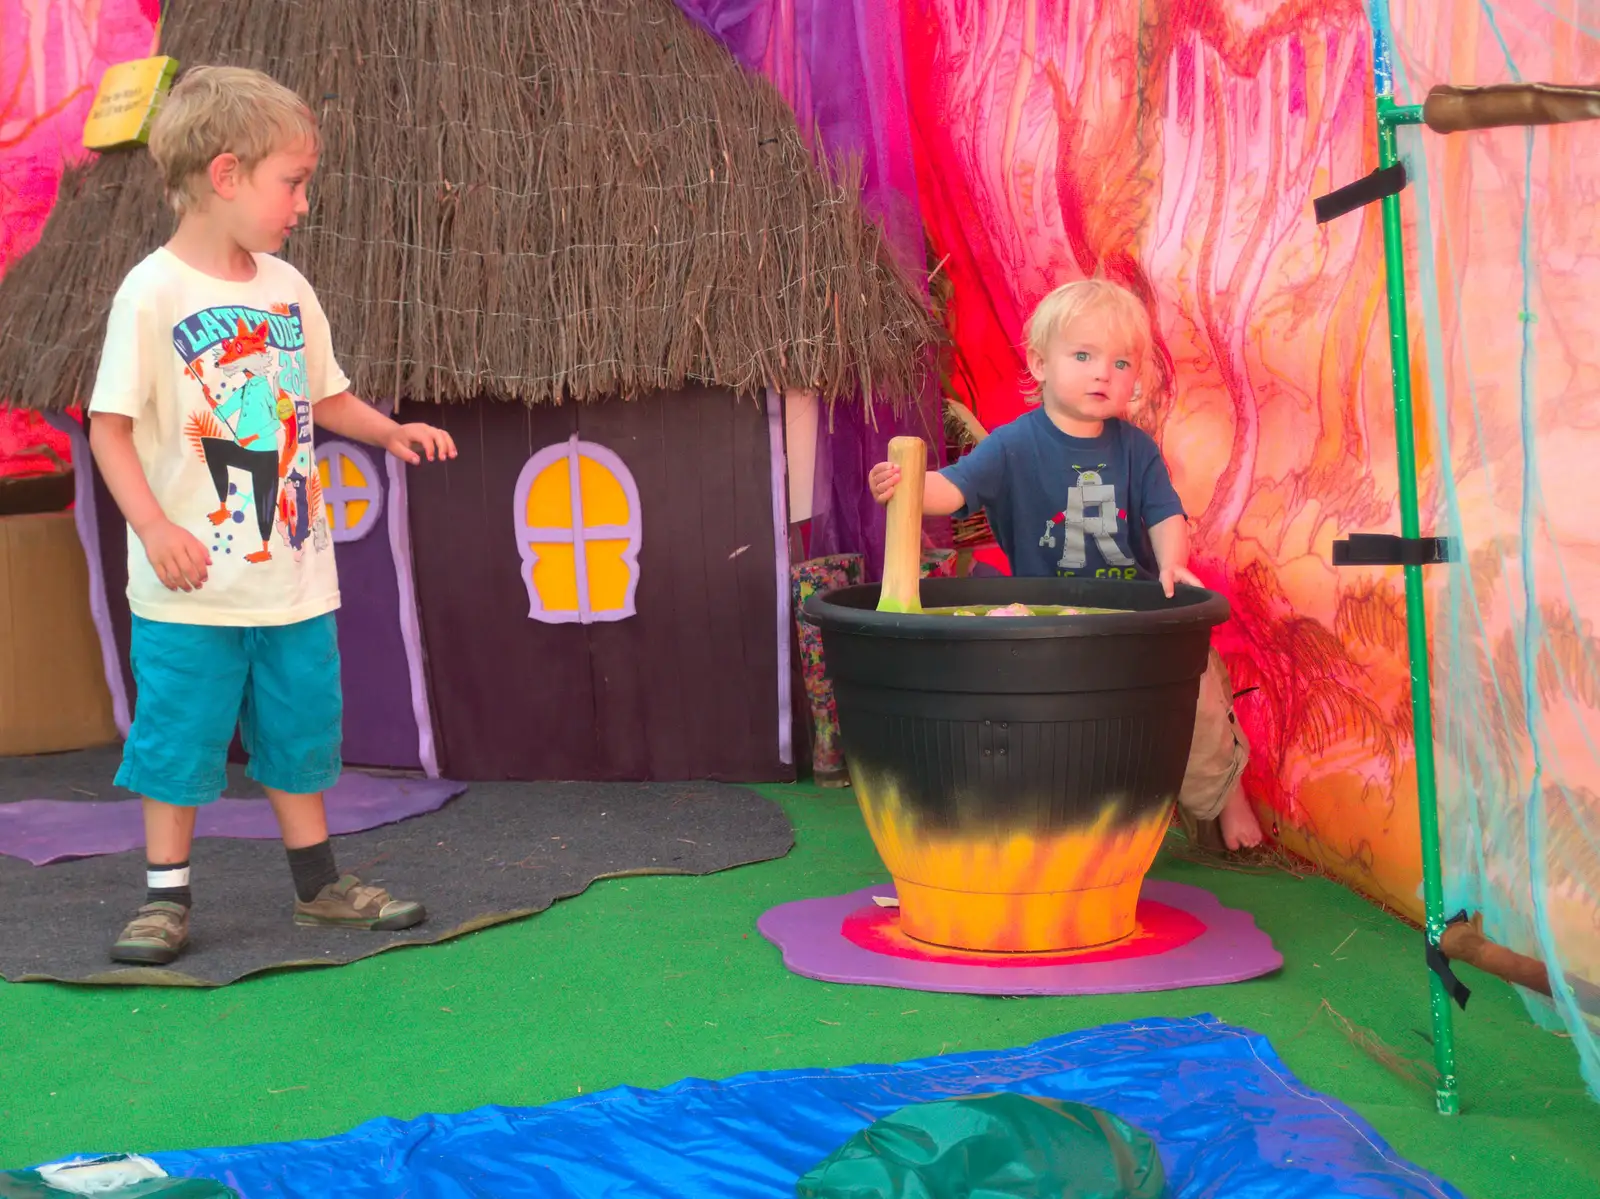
left=117, top=613, right=343, bottom=806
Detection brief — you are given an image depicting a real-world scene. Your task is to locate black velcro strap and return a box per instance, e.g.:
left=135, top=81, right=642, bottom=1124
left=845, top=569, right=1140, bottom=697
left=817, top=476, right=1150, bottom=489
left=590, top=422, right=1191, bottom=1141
left=1427, top=911, right=1473, bottom=1011
left=1333, top=534, right=1454, bottom=567
left=1314, top=162, right=1409, bottom=223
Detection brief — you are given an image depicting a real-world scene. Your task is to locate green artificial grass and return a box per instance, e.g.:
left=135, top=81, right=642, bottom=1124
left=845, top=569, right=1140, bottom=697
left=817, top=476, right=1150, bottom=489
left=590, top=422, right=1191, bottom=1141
left=1, top=783, right=1597, bottom=1198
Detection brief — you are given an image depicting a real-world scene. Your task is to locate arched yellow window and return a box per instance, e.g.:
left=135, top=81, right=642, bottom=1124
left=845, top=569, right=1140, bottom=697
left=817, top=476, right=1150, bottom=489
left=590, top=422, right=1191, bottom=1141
left=315, top=443, right=383, bottom=542
left=513, top=434, right=641, bottom=624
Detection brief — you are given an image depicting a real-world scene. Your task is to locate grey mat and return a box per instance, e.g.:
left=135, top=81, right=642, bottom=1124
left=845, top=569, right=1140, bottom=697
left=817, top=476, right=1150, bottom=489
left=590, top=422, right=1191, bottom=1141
left=0, top=779, right=794, bottom=986
left=0, top=745, right=262, bottom=803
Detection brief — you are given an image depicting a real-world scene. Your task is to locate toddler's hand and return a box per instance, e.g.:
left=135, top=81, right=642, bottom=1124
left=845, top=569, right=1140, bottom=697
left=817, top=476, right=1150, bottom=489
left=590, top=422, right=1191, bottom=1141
left=140, top=519, right=211, bottom=592
left=385, top=422, right=459, bottom=466
left=868, top=461, right=900, bottom=505
left=1158, top=564, right=1203, bottom=599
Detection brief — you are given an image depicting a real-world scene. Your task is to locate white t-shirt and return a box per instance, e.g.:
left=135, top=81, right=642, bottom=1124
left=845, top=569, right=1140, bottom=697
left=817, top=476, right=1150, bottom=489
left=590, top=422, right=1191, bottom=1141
left=88, top=248, right=350, bottom=626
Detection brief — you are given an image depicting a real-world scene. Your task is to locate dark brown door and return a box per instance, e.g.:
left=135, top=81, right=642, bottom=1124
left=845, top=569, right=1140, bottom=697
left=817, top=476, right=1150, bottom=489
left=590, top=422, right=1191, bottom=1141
left=407, top=389, right=789, bottom=782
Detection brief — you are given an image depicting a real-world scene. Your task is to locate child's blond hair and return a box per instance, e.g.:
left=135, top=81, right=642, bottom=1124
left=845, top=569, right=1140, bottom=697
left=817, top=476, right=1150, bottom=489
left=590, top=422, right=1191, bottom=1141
left=148, top=66, right=320, bottom=215
left=1022, top=278, right=1153, bottom=403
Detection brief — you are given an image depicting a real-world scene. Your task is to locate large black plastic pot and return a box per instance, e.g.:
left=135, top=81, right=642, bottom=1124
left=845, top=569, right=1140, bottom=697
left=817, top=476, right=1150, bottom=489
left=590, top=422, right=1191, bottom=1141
left=804, top=576, right=1229, bottom=952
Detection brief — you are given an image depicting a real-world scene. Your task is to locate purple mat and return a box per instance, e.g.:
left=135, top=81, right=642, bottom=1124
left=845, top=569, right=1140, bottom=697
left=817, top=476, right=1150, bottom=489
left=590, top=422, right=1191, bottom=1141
left=0, top=773, right=467, bottom=866
left=757, top=880, right=1281, bottom=996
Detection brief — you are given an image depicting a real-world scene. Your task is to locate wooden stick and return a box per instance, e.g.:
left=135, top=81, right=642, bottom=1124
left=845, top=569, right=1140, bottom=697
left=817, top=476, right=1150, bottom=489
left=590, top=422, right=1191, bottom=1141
left=877, top=435, right=926, bottom=613
left=1439, top=914, right=1600, bottom=1014
left=1440, top=917, right=1551, bottom=995
left=1424, top=82, right=1600, bottom=134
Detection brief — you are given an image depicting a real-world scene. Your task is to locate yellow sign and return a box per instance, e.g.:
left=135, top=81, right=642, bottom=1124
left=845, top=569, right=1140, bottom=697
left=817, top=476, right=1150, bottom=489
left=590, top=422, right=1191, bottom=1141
left=83, top=57, right=179, bottom=151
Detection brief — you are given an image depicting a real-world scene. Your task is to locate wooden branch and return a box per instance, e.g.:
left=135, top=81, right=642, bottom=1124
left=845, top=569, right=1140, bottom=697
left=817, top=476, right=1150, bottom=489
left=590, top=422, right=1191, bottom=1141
left=1439, top=914, right=1600, bottom=1014
left=1424, top=82, right=1600, bottom=134
left=1439, top=916, right=1551, bottom=994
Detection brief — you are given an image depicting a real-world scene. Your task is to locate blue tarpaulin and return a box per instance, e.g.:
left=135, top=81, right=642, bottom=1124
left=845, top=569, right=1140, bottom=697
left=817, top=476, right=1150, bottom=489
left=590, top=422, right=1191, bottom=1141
left=105, top=1017, right=1460, bottom=1197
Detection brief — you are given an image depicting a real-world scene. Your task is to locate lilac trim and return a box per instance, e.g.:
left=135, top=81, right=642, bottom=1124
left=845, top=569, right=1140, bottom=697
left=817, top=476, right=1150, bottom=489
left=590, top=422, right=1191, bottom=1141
left=317, top=442, right=384, bottom=542
left=44, top=412, right=130, bottom=737
left=386, top=454, right=440, bottom=779
left=513, top=434, right=641, bottom=625
left=767, top=391, right=793, bottom=767
left=567, top=438, right=594, bottom=621
left=520, top=525, right=635, bottom=542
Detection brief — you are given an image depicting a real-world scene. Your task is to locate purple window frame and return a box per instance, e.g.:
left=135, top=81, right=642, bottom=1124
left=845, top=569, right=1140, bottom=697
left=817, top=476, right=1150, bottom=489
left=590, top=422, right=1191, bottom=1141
left=513, top=433, right=642, bottom=624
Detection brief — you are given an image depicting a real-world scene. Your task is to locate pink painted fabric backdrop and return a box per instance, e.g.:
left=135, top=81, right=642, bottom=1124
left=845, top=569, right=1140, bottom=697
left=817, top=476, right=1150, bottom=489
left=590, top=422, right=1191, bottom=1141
left=0, top=0, right=153, bottom=476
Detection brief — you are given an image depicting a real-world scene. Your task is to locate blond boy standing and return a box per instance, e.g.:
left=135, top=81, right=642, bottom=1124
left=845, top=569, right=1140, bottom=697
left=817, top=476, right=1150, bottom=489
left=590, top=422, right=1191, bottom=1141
left=88, top=66, right=457, bottom=965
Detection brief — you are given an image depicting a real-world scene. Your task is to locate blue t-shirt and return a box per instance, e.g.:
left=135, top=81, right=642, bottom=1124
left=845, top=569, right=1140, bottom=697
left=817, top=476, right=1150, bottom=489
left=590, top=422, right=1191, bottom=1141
left=941, top=411, right=1185, bottom=580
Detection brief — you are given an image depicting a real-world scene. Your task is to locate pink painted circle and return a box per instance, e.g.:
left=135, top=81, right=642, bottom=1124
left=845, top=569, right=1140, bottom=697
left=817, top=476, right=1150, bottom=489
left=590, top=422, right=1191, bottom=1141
left=841, top=898, right=1206, bottom=967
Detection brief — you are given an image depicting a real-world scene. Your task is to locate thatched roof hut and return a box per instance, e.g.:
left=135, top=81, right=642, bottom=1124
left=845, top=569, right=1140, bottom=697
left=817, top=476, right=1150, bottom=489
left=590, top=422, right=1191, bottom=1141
left=0, top=0, right=938, bottom=412
left=5, top=0, right=940, bottom=784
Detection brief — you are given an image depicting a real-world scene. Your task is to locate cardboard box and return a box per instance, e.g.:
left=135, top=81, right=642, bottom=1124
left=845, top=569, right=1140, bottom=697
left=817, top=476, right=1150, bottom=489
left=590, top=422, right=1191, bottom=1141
left=0, top=512, right=119, bottom=756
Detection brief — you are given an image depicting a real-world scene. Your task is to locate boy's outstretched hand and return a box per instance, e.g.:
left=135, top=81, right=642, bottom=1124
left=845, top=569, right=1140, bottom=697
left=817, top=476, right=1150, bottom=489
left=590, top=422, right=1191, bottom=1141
left=1158, top=564, right=1203, bottom=599
left=384, top=423, right=458, bottom=466
left=868, top=461, right=900, bottom=505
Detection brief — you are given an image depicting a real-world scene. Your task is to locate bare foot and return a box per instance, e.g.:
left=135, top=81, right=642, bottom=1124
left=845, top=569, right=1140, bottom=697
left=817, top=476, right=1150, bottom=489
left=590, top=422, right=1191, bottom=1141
left=245, top=544, right=272, bottom=563
left=1219, top=787, right=1264, bottom=850
left=207, top=504, right=231, bottom=526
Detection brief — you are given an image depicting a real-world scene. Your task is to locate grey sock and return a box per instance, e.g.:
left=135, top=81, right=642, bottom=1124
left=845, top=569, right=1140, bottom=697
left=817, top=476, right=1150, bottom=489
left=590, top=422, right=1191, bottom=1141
left=286, top=840, right=339, bottom=902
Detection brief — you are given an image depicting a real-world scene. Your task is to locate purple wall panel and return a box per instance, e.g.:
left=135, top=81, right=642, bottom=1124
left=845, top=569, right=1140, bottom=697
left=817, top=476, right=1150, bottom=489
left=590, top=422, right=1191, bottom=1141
left=67, top=415, right=426, bottom=772
left=320, top=433, right=424, bottom=770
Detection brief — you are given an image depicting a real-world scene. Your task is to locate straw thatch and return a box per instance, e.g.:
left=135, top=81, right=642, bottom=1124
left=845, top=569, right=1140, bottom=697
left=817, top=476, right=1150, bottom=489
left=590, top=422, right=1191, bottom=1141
left=0, top=0, right=938, bottom=411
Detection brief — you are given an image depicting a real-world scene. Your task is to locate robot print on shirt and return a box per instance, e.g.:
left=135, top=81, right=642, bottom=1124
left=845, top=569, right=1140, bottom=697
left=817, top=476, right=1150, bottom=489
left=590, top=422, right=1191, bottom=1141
left=1037, top=463, right=1134, bottom=573
left=173, top=304, right=327, bottom=564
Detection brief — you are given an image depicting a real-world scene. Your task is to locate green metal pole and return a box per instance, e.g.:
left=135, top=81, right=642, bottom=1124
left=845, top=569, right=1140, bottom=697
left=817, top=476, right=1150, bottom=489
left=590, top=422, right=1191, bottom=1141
left=1373, top=89, right=1459, bottom=1114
